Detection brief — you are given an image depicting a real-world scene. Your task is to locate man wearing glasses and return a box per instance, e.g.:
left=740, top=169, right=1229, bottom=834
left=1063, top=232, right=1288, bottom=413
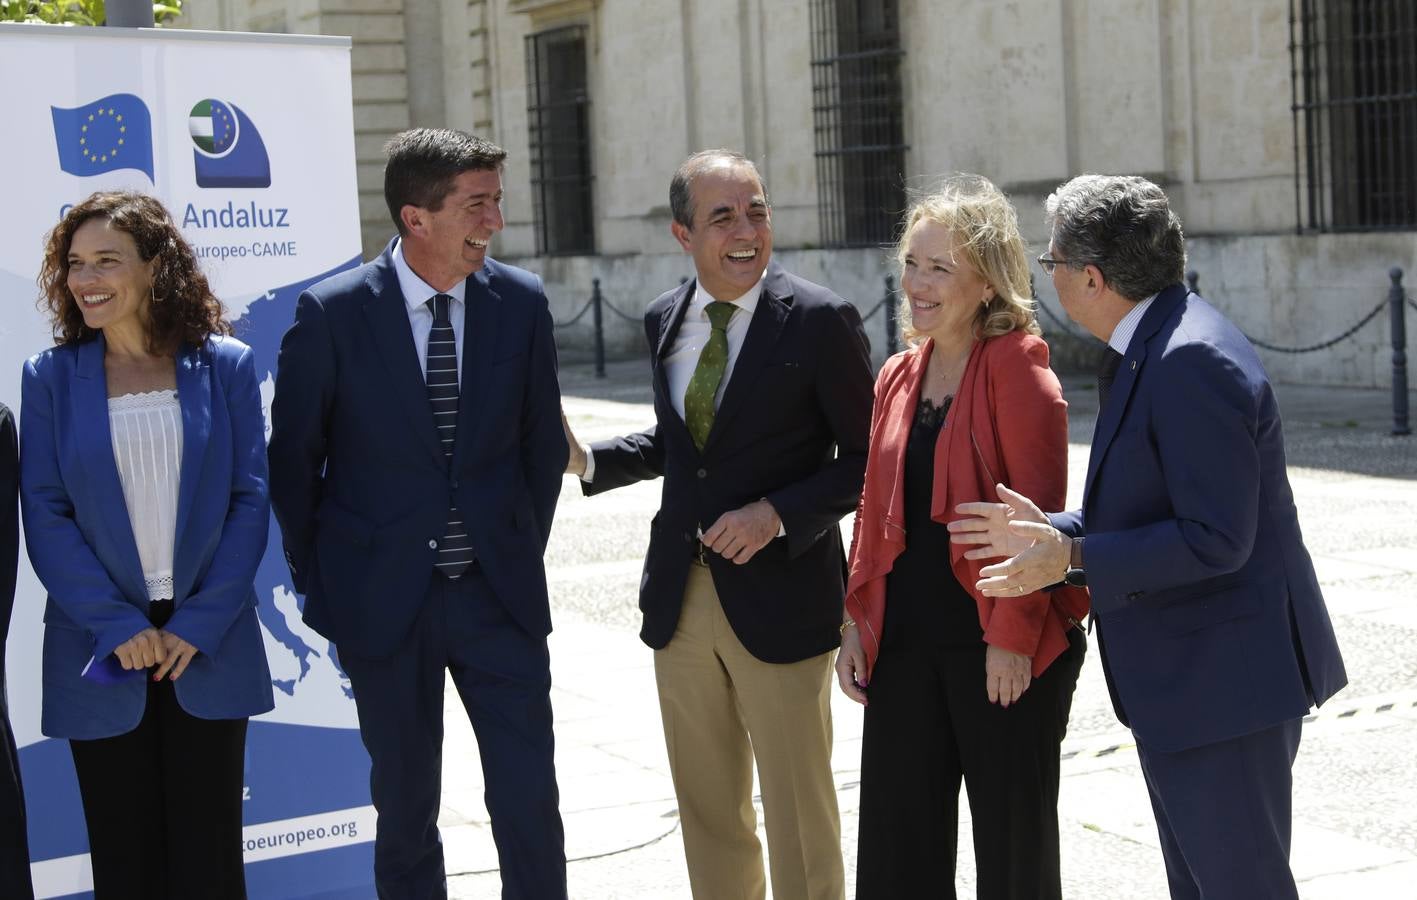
left=951, top=175, right=1346, bottom=900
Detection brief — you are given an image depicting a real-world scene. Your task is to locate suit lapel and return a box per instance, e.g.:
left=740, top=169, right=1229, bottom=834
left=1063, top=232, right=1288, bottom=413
left=1083, top=284, right=1189, bottom=503
left=363, top=252, right=444, bottom=466
left=703, top=264, right=792, bottom=453
left=454, top=266, right=502, bottom=468
left=72, top=337, right=149, bottom=603
left=172, top=343, right=210, bottom=579
left=653, top=279, right=696, bottom=435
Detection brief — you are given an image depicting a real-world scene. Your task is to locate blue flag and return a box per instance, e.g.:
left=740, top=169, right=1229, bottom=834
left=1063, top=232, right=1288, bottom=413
left=51, top=93, right=155, bottom=182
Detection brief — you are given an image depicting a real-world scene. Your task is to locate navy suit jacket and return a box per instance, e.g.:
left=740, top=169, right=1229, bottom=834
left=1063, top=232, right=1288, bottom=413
left=1050, top=285, right=1346, bottom=752
left=21, top=336, right=275, bottom=740
left=267, top=243, right=566, bottom=660
left=586, top=262, right=874, bottom=664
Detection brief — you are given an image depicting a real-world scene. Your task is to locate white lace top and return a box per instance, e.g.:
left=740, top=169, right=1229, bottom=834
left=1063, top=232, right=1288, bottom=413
left=108, top=391, right=182, bottom=602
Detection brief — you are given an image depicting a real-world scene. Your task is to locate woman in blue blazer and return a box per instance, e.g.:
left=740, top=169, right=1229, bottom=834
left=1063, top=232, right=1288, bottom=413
left=20, top=192, right=273, bottom=898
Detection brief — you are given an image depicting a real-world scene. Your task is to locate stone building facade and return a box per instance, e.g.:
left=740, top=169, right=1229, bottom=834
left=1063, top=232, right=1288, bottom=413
left=180, top=0, right=1417, bottom=387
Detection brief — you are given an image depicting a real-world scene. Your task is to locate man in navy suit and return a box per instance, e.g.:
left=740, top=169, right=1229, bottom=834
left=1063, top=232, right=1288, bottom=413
left=563, top=150, right=873, bottom=899
left=268, top=129, right=568, bottom=899
left=950, top=175, right=1346, bottom=900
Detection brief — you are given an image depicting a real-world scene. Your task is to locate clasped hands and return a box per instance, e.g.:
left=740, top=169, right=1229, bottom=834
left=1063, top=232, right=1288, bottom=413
left=113, top=627, right=199, bottom=681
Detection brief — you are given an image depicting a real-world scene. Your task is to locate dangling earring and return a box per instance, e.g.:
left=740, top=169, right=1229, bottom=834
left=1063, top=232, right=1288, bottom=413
left=150, top=284, right=163, bottom=304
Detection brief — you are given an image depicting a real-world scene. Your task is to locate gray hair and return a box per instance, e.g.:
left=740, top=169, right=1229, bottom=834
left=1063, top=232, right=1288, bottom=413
left=669, top=150, right=768, bottom=230
left=1044, top=175, right=1186, bottom=302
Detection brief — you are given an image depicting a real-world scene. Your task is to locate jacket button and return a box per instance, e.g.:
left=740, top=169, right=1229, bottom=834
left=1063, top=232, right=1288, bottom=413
left=429, top=539, right=438, bottom=550
left=696, top=468, right=707, bottom=479
left=451, top=479, right=459, bottom=490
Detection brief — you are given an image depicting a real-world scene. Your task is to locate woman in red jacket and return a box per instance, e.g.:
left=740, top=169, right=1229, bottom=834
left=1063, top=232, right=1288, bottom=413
left=837, top=174, right=1088, bottom=899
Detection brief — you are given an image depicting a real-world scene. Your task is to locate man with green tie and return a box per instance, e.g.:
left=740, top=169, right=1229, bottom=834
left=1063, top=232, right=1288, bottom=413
left=563, top=150, right=874, bottom=900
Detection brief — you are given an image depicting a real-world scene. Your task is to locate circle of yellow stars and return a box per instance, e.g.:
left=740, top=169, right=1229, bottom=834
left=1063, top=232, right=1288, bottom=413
left=79, top=107, right=127, bottom=166
left=212, top=104, right=234, bottom=151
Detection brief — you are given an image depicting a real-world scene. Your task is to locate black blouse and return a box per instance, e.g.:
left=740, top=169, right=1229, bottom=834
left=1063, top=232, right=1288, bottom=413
left=881, top=395, right=986, bottom=650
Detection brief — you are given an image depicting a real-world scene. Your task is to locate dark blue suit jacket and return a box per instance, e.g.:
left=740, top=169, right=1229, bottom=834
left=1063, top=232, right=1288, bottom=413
left=1050, top=285, right=1346, bottom=752
left=21, top=336, right=275, bottom=740
left=267, top=244, right=566, bottom=659
left=586, top=263, right=874, bottom=664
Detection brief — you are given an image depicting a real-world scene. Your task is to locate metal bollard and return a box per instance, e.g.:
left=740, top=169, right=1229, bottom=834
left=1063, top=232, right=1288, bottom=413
left=1186, top=270, right=1200, bottom=296
left=592, top=278, right=606, bottom=380
left=1390, top=268, right=1410, bottom=436
left=883, top=276, right=899, bottom=357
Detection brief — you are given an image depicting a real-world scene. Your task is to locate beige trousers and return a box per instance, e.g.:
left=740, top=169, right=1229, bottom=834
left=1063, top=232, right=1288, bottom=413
left=654, top=563, right=845, bottom=900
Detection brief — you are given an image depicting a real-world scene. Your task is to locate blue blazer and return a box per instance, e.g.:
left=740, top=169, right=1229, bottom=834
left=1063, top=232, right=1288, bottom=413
left=266, top=245, right=566, bottom=659
left=21, top=335, right=275, bottom=740
left=1050, top=285, right=1346, bottom=752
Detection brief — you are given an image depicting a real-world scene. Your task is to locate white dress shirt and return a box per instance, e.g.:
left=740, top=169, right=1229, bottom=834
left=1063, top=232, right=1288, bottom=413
left=393, top=239, right=466, bottom=387
left=109, top=390, right=182, bottom=602
left=580, top=273, right=785, bottom=537
left=582, top=274, right=764, bottom=483
left=1107, top=292, right=1158, bottom=355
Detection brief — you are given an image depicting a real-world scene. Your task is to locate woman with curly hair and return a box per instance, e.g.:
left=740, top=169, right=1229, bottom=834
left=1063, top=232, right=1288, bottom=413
left=20, top=191, right=272, bottom=897
left=836, top=175, right=1088, bottom=899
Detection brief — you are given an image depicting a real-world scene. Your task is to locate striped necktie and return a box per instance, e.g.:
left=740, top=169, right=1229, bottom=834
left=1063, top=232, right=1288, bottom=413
left=426, top=294, right=473, bottom=578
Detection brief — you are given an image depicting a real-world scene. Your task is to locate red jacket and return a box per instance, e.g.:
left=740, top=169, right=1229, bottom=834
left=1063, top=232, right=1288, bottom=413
left=844, top=331, right=1088, bottom=680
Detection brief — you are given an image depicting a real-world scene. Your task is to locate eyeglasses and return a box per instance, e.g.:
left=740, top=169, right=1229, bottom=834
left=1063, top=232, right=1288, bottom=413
left=1037, top=255, right=1069, bottom=275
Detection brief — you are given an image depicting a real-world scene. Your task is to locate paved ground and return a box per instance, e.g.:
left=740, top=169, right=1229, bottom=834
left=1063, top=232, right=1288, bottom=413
left=442, top=357, right=1417, bottom=899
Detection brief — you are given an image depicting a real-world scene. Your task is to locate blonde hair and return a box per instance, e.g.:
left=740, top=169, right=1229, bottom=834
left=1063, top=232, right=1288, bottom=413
left=895, top=174, right=1040, bottom=347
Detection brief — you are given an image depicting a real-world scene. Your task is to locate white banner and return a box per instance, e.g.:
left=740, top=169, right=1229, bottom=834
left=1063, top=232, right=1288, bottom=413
left=0, top=23, right=372, bottom=898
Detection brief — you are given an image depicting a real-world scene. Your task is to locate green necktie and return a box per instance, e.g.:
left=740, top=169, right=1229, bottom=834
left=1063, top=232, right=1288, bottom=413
left=684, top=301, right=736, bottom=450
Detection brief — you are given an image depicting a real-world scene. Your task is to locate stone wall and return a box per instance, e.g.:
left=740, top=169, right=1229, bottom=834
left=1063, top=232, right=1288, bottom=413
left=513, top=230, right=1417, bottom=389
left=174, top=0, right=1416, bottom=387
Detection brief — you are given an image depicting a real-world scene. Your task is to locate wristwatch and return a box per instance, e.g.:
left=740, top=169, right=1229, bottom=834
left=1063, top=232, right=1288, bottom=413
left=1063, top=537, right=1087, bottom=587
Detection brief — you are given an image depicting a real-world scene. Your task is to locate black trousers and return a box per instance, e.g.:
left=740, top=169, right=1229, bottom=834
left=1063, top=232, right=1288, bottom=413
left=68, top=601, right=248, bottom=900
left=856, top=628, right=1085, bottom=900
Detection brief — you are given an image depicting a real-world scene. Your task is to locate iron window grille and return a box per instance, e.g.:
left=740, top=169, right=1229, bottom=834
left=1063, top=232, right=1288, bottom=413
left=526, top=25, right=595, bottom=255
left=1291, top=0, right=1417, bottom=231
left=809, top=0, right=908, bottom=248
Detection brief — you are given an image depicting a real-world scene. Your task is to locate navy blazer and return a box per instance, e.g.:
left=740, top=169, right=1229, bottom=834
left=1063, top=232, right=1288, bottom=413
left=1050, top=285, right=1346, bottom=752
left=21, top=336, right=275, bottom=740
left=267, top=244, right=566, bottom=659
left=587, top=262, right=874, bottom=664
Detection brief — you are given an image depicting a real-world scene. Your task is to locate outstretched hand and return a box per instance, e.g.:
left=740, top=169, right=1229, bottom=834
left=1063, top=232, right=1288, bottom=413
left=974, top=521, right=1071, bottom=597
left=948, top=483, right=1048, bottom=562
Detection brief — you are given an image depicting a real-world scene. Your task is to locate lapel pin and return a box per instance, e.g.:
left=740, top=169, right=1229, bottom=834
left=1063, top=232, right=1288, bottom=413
left=1130, top=360, right=1137, bottom=371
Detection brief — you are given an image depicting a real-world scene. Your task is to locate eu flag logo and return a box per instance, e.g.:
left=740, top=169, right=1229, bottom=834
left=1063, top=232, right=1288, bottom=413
left=51, top=94, right=155, bottom=182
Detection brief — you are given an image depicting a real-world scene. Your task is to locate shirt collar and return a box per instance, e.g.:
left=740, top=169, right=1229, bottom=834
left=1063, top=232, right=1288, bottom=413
left=689, top=271, right=766, bottom=321
left=1107, top=292, right=1157, bottom=355
left=392, top=238, right=466, bottom=313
